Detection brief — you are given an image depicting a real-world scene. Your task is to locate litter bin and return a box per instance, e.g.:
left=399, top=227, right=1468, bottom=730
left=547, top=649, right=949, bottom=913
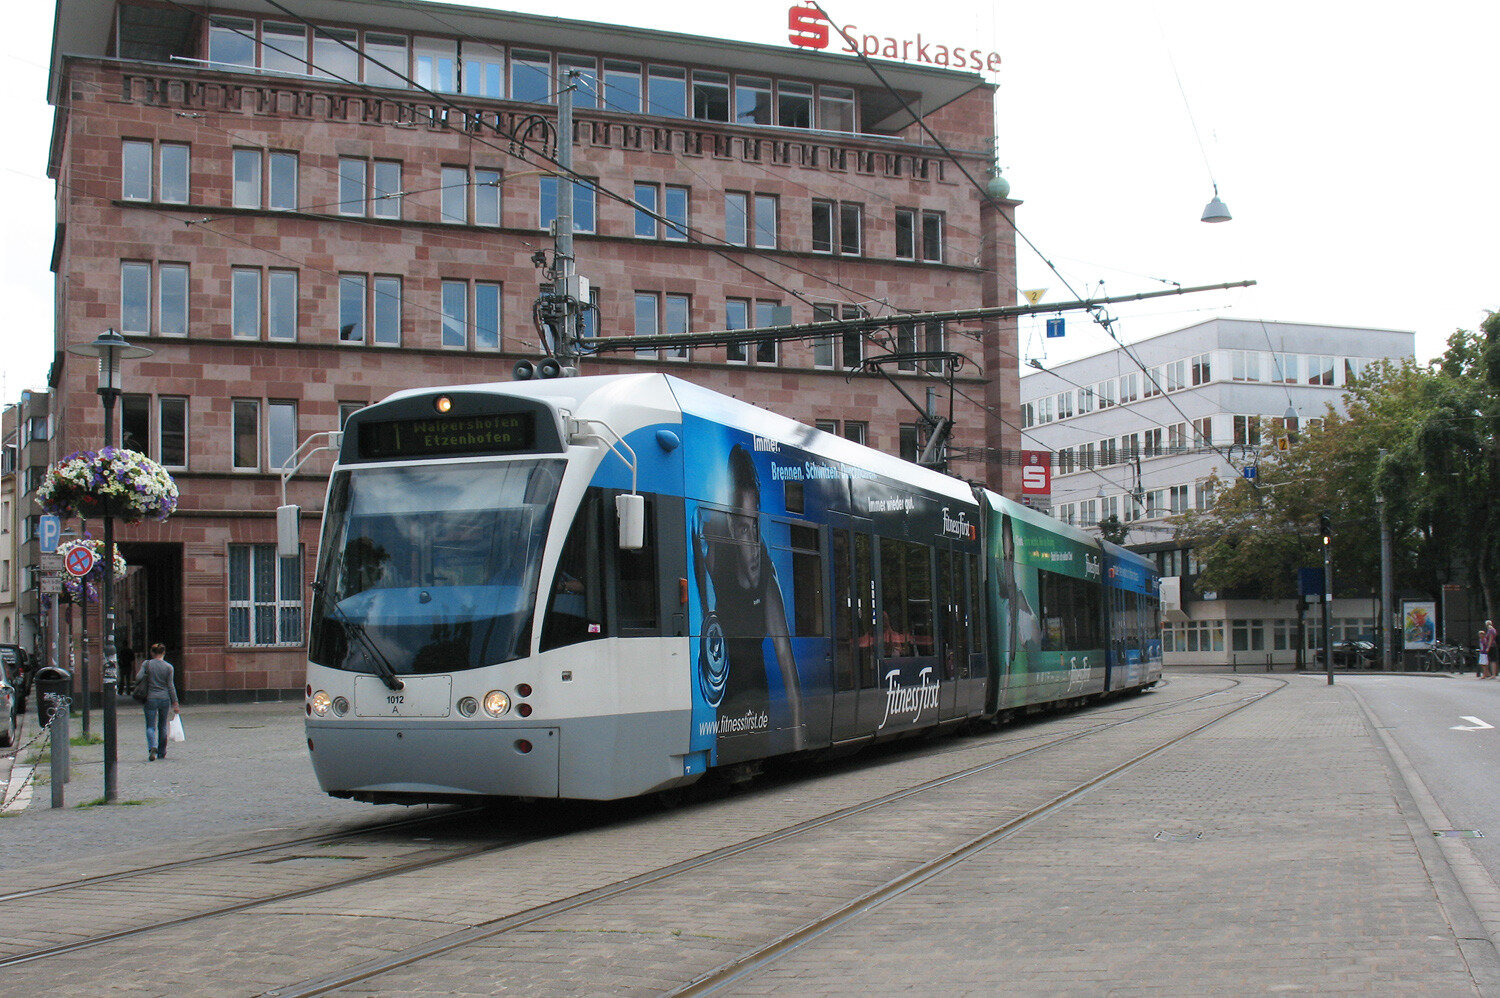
left=34, top=665, right=72, bottom=727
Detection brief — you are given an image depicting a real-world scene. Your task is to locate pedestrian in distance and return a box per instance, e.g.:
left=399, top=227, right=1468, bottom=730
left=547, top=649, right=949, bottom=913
left=1482, top=621, right=1498, bottom=679
left=134, top=642, right=180, bottom=760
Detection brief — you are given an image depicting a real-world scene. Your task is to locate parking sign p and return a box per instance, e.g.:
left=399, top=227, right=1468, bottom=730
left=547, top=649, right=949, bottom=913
left=38, top=514, right=60, bottom=554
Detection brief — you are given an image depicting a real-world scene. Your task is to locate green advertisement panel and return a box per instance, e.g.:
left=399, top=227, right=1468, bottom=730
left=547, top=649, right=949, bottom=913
left=986, top=497, right=1105, bottom=708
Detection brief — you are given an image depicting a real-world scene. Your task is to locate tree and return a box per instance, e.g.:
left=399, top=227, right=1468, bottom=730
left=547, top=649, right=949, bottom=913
left=1098, top=513, right=1129, bottom=545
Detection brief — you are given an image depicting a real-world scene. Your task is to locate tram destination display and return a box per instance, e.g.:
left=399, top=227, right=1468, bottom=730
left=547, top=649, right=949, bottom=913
left=358, top=411, right=535, bottom=459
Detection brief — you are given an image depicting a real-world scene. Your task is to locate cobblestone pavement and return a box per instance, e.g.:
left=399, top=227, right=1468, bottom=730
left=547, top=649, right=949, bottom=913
left=0, top=672, right=1497, bottom=996
left=0, top=699, right=415, bottom=874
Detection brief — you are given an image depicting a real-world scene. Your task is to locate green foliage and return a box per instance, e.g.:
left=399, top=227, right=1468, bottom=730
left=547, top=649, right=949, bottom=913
left=1098, top=514, right=1130, bottom=545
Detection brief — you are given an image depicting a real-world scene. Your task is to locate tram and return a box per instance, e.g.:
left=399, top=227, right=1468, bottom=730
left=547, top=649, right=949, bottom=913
left=302, top=373, right=1160, bottom=803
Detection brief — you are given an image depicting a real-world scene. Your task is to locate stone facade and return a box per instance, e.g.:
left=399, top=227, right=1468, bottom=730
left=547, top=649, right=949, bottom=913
left=45, top=1, right=1018, bottom=697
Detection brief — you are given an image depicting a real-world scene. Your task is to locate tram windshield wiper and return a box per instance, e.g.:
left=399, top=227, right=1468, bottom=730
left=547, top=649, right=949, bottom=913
left=314, top=582, right=404, bottom=691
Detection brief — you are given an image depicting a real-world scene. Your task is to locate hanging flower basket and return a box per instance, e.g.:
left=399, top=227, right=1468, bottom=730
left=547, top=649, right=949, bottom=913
left=37, top=447, right=179, bottom=524
left=57, top=537, right=128, bottom=604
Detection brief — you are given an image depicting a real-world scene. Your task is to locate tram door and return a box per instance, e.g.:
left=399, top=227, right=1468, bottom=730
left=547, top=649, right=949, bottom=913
left=830, top=517, right=876, bottom=743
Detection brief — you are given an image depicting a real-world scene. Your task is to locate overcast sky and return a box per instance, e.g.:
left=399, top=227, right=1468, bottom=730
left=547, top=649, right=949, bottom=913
left=3, top=1, right=1494, bottom=400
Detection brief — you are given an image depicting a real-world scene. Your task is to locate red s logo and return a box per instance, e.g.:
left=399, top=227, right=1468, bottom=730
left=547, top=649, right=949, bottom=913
left=789, top=5, right=830, bottom=49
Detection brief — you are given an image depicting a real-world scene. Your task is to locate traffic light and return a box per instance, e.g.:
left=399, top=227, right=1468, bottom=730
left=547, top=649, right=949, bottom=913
left=1319, top=512, right=1332, bottom=545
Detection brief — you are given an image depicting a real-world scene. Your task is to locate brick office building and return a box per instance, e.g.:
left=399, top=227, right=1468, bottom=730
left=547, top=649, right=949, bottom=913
left=43, top=0, right=1018, bottom=699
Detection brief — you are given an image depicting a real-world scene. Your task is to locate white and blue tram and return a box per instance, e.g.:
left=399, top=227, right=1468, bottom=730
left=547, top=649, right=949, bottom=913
left=304, top=374, right=1161, bottom=803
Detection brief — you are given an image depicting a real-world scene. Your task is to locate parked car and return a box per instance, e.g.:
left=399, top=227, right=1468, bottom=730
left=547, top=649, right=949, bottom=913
left=0, top=654, right=18, bottom=748
left=1315, top=640, right=1378, bottom=668
left=0, top=644, right=31, bottom=713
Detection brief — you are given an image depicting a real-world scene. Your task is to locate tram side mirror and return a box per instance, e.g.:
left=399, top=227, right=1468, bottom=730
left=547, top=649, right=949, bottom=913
left=616, top=493, right=645, bottom=550
left=276, top=504, right=301, bottom=559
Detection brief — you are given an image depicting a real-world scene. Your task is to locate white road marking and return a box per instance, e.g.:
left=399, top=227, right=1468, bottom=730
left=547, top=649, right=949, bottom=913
left=1451, top=716, right=1495, bottom=732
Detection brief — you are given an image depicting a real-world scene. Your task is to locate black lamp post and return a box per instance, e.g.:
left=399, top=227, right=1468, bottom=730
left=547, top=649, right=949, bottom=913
left=67, top=328, right=152, bottom=803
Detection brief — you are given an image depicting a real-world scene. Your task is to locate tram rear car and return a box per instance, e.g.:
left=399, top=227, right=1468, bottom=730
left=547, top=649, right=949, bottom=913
left=303, top=374, right=1158, bottom=803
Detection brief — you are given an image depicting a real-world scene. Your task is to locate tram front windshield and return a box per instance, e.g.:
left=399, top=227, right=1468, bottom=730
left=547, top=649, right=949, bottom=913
left=310, top=459, right=564, bottom=675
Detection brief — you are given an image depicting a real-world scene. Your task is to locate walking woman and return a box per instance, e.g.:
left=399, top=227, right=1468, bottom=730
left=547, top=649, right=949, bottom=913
left=134, top=643, right=180, bottom=760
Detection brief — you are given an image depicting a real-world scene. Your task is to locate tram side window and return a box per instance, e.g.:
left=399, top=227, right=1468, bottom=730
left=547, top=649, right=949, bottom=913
left=616, top=496, right=658, bottom=633
left=1037, top=571, right=1103, bottom=651
left=786, top=523, right=825, bottom=636
left=937, top=547, right=972, bottom=679
left=879, top=538, right=934, bottom=659
left=541, top=491, right=605, bottom=651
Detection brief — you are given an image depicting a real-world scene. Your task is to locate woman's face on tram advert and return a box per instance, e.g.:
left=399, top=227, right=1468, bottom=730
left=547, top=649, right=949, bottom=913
left=728, top=475, right=762, bottom=591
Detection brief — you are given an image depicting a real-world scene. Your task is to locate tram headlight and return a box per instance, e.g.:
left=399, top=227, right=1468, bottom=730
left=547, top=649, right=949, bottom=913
left=311, top=690, right=332, bottom=717
left=483, top=690, right=511, bottom=717
left=332, top=697, right=350, bottom=717
left=457, top=696, right=478, bottom=717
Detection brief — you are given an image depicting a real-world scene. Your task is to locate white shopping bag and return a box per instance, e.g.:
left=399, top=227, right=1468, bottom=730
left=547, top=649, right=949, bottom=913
left=167, top=715, right=185, bottom=743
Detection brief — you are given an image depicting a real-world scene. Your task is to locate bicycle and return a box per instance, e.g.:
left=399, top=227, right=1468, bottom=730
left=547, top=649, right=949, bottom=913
left=1426, top=642, right=1463, bottom=671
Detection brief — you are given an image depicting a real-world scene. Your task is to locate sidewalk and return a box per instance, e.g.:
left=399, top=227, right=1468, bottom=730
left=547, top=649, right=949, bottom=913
left=0, top=700, right=412, bottom=873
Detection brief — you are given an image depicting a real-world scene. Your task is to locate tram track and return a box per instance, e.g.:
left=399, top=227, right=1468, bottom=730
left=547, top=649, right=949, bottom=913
left=258, top=676, right=1274, bottom=997
left=0, top=675, right=1269, bottom=992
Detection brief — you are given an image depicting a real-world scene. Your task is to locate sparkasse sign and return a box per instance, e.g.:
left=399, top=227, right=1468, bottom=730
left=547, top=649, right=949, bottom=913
left=788, top=4, right=1001, bottom=74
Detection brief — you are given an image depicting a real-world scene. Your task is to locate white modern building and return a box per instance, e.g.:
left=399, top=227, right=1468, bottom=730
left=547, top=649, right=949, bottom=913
left=1019, top=317, right=1415, bottom=667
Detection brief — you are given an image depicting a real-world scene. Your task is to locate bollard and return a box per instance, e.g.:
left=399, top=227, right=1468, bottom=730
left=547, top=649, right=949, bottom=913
left=48, top=694, right=70, bottom=808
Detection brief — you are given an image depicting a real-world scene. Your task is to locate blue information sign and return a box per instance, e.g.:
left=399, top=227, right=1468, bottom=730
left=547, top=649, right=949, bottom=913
left=1045, top=317, right=1065, bottom=338
left=38, top=514, right=60, bottom=554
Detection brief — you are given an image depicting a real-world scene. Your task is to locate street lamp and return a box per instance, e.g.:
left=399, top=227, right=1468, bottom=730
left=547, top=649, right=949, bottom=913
left=66, top=328, right=152, bottom=803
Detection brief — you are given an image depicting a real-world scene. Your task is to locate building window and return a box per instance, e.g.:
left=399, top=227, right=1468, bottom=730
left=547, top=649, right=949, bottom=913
left=268, top=270, right=298, bottom=341
left=159, top=397, right=188, bottom=468
left=1233, top=415, right=1262, bottom=447
left=441, top=166, right=501, bottom=225
left=726, top=192, right=748, bottom=246
left=120, top=262, right=151, bottom=334
left=842, top=421, right=867, bottom=446
left=1192, top=416, right=1213, bottom=447
left=726, top=299, right=781, bottom=365
left=227, top=543, right=303, bottom=647
left=459, top=40, right=503, bottom=97
left=441, top=280, right=501, bottom=350
left=1168, top=484, right=1190, bottom=514
left=633, top=182, right=659, bottom=238
left=647, top=65, right=687, bottom=117
left=899, top=424, right=919, bottom=462
left=122, top=140, right=189, bottom=204
left=207, top=15, right=255, bottom=69
left=159, top=264, right=189, bottom=337
left=777, top=81, right=813, bottom=127
left=511, top=49, right=552, bottom=103
left=231, top=268, right=261, bottom=338
left=338, top=158, right=402, bottom=218
left=1144, top=366, right=1162, bottom=398
left=539, top=176, right=597, bottom=233
left=268, top=400, right=297, bottom=472
left=415, top=37, right=458, bottom=92
left=813, top=303, right=864, bottom=370
left=895, top=208, right=916, bottom=259
left=363, top=33, right=409, bottom=89
left=310, top=26, right=358, bottom=81
left=232, top=399, right=259, bottom=470
left=753, top=194, right=778, bottom=249
left=921, top=211, right=944, bottom=262
left=558, top=54, right=598, bottom=108
left=1273, top=353, right=1300, bottom=383
left=818, top=86, right=856, bottom=131
left=1307, top=355, right=1335, bottom=386
left=1191, top=352, right=1212, bottom=386
left=812, top=200, right=862, bottom=255
left=735, top=75, right=772, bottom=125
left=1119, top=373, right=1138, bottom=403
left=1144, top=428, right=1162, bottom=457
left=633, top=292, right=690, bottom=361
left=339, top=274, right=402, bottom=345
left=339, top=402, right=364, bottom=428
left=1231, top=350, right=1263, bottom=382
left=268, top=151, right=298, bottom=210
left=663, top=185, right=689, bottom=240
left=1166, top=359, right=1186, bottom=391
left=693, top=70, right=730, bottom=121
left=603, top=59, right=642, bottom=113
left=232, top=148, right=261, bottom=208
